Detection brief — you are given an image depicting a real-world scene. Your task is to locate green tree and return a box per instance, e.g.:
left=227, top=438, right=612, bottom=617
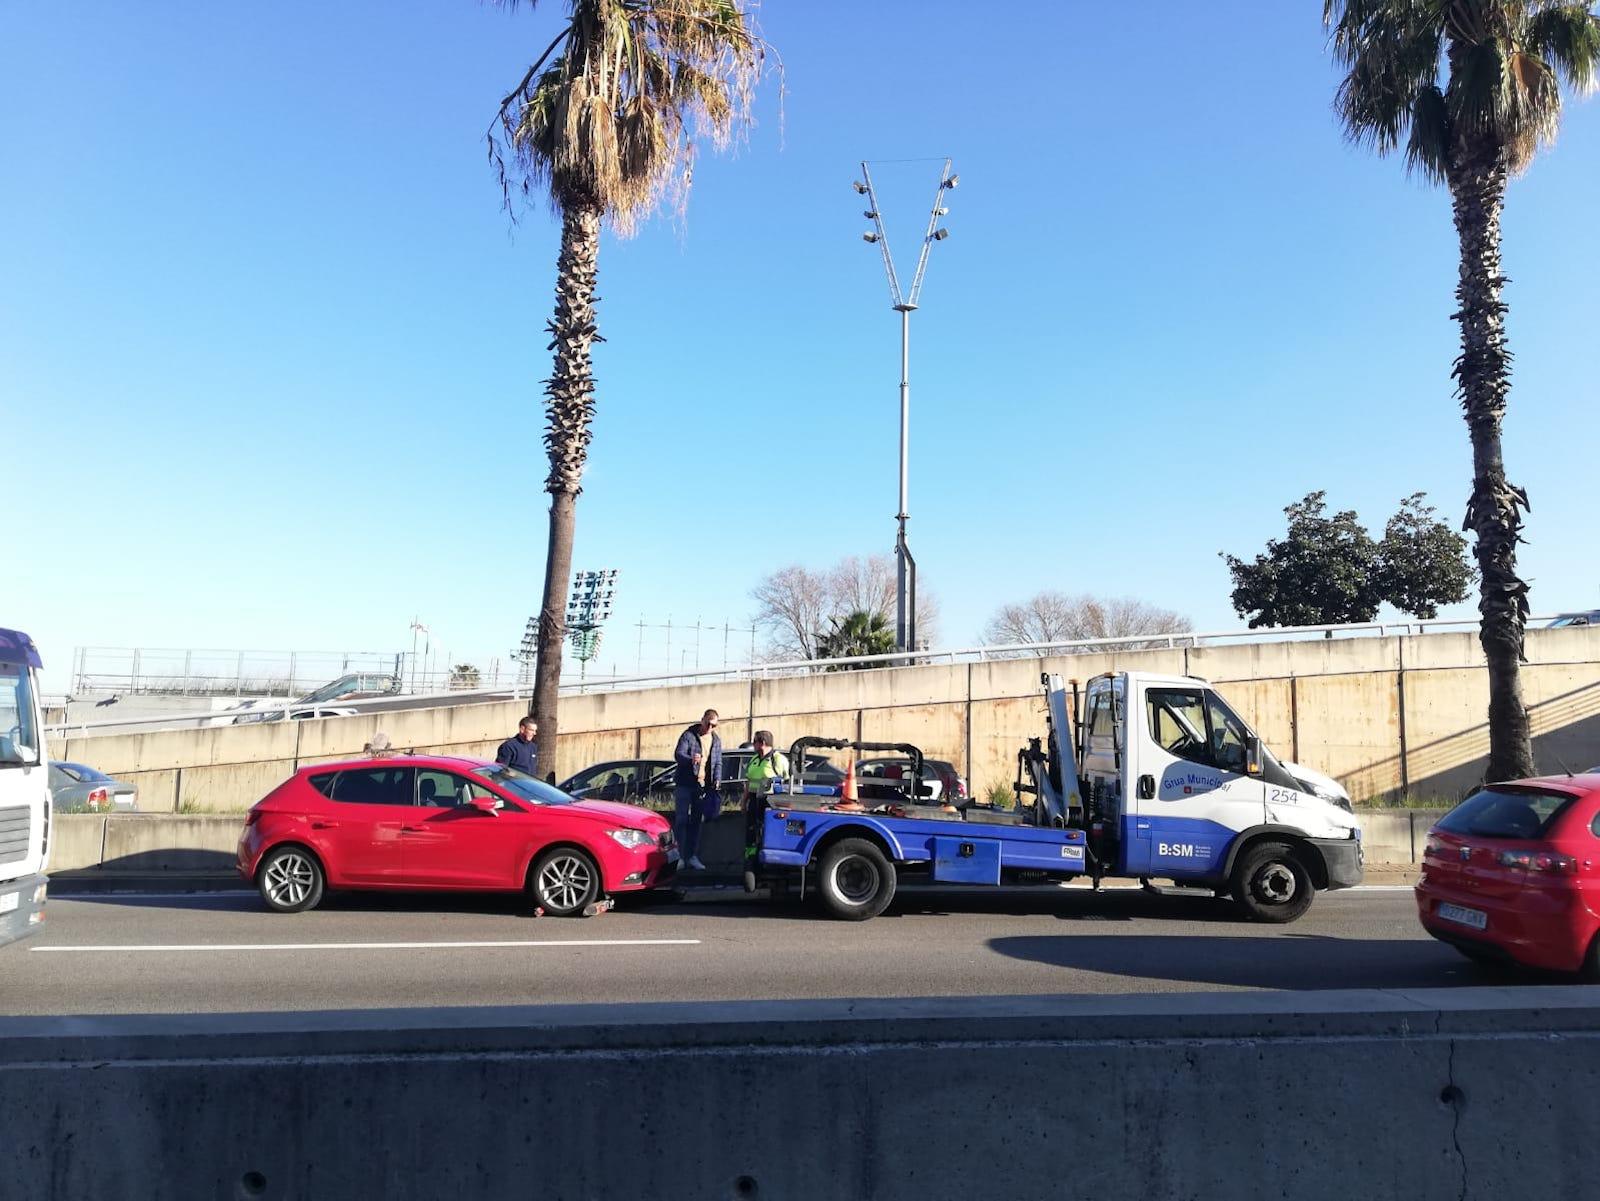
left=816, top=610, right=896, bottom=668
left=1378, top=492, right=1475, bottom=618
left=1224, top=493, right=1382, bottom=627
left=1323, top=1, right=1600, bottom=779
left=488, top=0, right=767, bottom=779
left=448, top=663, right=482, bottom=690
left=1223, top=492, right=1472, bottom=627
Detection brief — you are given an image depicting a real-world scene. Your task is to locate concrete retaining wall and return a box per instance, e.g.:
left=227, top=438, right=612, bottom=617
left=4, top=989, right=1600, bottom=1199
left=45, top=627, right=1600, bottom=812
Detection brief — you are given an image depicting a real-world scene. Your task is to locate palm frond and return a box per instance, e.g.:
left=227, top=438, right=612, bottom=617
left=1528, top=3, right=1600, bottom=93
left=1406, top=84, right=1453, bottom=178
left=1326, top=1, right=1447, bottom=152
left=488, top=0, right=772, bottom=229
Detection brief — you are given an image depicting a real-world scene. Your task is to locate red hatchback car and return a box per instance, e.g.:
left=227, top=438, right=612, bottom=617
left=237, top=755, right=676, bottom=916
left=1416, top=774, right=1600, bottom=976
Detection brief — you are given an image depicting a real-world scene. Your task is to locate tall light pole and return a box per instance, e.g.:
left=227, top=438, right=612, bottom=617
left=408, top=617, right=430, bottom=693
left=566, top=569, right=618, bottom=690
left=854, top=158, right=957, bottom=653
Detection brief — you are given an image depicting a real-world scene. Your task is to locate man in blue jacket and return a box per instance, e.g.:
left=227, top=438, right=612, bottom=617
left=672, top=709, right=722, bottom=871
left=496, top=716, right=539, bottom=776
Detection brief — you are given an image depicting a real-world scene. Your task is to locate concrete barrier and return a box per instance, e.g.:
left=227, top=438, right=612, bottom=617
left=4, top=988, right=1599, bottom=1199
left=48, top=814, right=243, bottom=874
left=1355, top=808, right=1452, bottom=864
left=47, top=814, right=107, bottom=874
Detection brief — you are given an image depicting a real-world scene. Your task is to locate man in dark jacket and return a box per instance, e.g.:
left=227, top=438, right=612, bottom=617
left=672, top=709, right=722, bottom=871
left=496, top=716, right=539, bottom=776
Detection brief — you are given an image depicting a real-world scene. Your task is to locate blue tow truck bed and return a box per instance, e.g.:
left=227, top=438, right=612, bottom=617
left=760, top=804, right=1086, bottom=884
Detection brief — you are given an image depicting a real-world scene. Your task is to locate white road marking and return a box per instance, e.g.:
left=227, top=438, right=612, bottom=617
left=31, top=938, right=700, bottom=954
left=52, top=892, right=253, bottom=901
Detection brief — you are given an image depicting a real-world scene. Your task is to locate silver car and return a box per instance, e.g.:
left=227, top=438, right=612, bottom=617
left=47, top=761, right=139, bottom=812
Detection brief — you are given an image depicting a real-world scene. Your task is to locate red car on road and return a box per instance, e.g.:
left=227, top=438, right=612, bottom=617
left=1416, top=774, right=1600, bottom=975
left=237, top=755, right=677, bottom=916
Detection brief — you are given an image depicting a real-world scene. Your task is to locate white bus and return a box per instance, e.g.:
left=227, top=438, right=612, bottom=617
left=0, top=627, right=49, bottom=945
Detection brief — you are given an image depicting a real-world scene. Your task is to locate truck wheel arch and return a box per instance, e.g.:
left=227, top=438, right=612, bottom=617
left=1222, top=827, right=1328, bottom=890
left=809, top=823, right=897, bottom=867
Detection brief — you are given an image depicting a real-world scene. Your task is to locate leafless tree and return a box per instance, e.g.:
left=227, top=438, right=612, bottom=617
left=982, top=592, right=1191, bottom=654
left=751, top=565, right=832, bottom=660
left=752, top=554, right=940, bottom=660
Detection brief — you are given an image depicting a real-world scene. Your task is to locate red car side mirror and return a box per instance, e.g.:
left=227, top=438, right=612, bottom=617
left=470, top=796, right=502, bottom=816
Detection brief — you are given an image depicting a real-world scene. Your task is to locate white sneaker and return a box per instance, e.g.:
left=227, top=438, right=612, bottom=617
left=687, top=856, right=707, bottom=871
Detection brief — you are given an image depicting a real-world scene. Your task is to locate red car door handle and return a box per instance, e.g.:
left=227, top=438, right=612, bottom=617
left=401, top=825, right=424, bottom=833
left=311, top=821, right=339, bottom=830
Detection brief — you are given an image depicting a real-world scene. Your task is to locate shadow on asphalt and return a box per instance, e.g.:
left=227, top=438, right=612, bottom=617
left=611, top=886, right=1257, bottom=923
left=986, top=931, right=1511, bottom=990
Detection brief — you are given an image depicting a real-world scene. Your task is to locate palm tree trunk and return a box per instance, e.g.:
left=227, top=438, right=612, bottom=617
left=1448, top=149, right=1534, bottom=783
left=530, top=201, right=603, bottom=783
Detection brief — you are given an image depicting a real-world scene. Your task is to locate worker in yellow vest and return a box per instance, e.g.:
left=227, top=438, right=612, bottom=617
left=742, top=731, right=789, bottom=892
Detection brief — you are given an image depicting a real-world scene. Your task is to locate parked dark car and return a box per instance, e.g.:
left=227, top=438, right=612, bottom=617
left=557, top=759, right=674, bottom=804
left=637, top=750, right=846, bottom=807
left=856, top=756, right=968, bottom=802
left=47, top=761, right=139, bottom=812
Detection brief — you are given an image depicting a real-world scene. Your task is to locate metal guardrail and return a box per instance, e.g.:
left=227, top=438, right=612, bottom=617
left=63, top=646, right=517, bottom=701
left=559, top=616, right=1519, bottom=692
left=41, top=616, right=1551, bottom=739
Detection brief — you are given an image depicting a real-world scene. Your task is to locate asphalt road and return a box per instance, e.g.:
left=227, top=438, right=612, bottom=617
left=0, top=882, right=1524, bottom=1016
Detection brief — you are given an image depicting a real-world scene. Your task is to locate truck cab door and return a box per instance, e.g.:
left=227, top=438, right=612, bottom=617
left=1127, top=685, right=1267, bottom=879
left=1079, top=678, right=1127, bottom=873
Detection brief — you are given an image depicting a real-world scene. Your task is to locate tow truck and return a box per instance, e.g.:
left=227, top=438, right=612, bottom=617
left=750, top=671, right=1362, bottom=921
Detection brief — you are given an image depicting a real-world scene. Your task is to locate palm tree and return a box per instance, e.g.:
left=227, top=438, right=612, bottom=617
left=1324, top=1, right=1599, bottom=781
left=487, top=0, right=767, bottom=779
left=817, top=610, right=897, bottom=668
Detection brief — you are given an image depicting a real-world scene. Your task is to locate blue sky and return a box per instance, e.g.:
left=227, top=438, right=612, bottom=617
left=5, top=0, right=1597, bottom=691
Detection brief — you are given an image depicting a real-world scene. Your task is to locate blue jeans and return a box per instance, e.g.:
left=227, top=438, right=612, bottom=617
left=675, top=783, right=719, bottom=862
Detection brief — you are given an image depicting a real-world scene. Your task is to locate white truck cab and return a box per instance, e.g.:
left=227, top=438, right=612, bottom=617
left=0, top=627, right=50, bottom=945
left=1077, top=671, right=1362, bottom=921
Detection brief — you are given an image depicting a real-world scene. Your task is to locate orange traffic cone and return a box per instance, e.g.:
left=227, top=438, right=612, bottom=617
left=836, top=756, right=863, bottom=810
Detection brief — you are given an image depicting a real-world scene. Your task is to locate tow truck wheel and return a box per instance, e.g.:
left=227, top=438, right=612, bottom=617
left=817, top=839, right=896, bottom=921
left=1230, top=841, right=1314, bottom=924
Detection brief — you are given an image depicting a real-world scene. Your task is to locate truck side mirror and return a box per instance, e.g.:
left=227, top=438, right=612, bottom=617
left=1245, top=736, right=1263, bottom=776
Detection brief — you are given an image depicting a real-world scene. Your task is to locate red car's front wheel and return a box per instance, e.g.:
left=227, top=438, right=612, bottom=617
left=531, top=848, right=601, bottom=917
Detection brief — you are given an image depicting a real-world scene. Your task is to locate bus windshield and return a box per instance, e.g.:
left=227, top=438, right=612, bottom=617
left=0, top=664, right=40, bottom=766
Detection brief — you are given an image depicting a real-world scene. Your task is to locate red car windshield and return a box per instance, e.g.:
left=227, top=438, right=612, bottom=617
left=472, top=763, right=576, bottom=806
left=1436, top=787, right=1576, bottom=840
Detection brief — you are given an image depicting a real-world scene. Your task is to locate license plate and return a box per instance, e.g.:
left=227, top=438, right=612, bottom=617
left=1437, top=902, right=1487, bottom=930
left=0, top=891, right=17, bottom=915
